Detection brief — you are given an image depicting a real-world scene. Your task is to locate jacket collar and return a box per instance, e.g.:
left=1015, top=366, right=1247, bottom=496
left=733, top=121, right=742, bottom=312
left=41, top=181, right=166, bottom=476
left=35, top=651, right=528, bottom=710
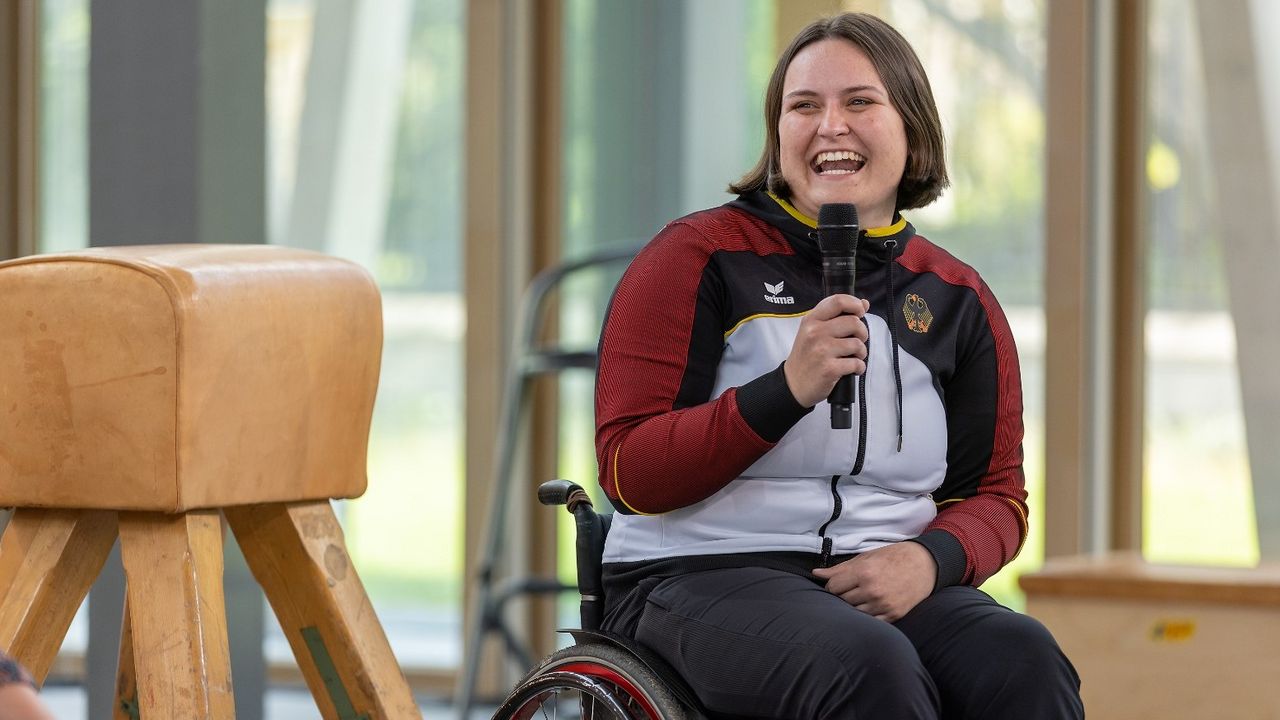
left=727, top=190, right=914, bottom=265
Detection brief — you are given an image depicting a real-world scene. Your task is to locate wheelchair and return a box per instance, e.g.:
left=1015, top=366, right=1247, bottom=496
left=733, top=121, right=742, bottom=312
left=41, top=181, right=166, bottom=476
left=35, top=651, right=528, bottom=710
left=490, top=479, right=709, bottom=720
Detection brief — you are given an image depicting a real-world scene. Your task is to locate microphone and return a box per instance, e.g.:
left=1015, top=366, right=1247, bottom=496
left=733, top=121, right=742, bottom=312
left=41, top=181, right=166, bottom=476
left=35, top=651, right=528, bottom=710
left=817, top=203, right=859, bottom=429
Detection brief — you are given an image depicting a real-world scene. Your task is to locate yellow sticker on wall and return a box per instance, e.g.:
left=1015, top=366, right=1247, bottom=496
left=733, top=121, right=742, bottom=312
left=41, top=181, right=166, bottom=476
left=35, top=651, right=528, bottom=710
left=1150, top=619, right=1196, bottom=642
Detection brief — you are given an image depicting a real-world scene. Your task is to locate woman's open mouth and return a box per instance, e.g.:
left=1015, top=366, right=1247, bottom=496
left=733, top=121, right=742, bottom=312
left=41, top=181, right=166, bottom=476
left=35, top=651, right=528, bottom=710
left=812, top=150, right=867, bottom=175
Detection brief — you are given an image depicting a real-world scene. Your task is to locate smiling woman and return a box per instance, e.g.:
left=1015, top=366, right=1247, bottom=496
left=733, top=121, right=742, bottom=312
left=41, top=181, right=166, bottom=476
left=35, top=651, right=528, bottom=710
left=731, top=13, right=948, bottom=232
left=591, top=11, right=1082, bottom=720
left=777, top=39, right=909, bottom=228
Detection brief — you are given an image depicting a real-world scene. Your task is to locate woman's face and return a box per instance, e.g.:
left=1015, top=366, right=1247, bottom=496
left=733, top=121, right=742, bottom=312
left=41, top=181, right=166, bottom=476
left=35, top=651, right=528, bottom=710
left=777, top=39, right=908, bottom=228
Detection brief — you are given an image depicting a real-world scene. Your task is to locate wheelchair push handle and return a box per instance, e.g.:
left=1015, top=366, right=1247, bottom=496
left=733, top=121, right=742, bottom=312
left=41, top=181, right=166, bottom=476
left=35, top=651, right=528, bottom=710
left=538, top=479, right=595, bottom=514
left=537, top=479, right=610, bottom=631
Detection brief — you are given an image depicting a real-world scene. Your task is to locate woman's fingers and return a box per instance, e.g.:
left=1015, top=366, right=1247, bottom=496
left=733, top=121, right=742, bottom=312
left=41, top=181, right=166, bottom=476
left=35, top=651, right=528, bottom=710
left=832, top=335, right=868, bottom=360
left=808, top=293, right=868, bottom=321
left=783, top=295, right=872, bottom=407
left=828, top=314, right=869, bottom=344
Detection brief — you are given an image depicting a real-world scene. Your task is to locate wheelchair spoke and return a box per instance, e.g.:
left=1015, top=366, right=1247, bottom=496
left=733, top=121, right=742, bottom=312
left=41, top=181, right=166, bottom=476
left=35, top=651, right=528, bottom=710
left=507, top=683, right=632, bottom=720
left=495, top=648, right=686, bottom=720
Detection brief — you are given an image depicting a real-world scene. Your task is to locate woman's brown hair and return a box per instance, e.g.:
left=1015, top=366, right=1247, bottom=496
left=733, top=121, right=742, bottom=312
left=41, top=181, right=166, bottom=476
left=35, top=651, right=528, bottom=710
left=730, top=12, right=949, bottom=211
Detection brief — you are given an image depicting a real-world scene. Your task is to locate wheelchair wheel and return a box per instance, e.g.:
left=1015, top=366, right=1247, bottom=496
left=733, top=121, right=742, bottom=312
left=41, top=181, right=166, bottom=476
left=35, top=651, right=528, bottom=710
left=494, top=642, right=689, bottom=720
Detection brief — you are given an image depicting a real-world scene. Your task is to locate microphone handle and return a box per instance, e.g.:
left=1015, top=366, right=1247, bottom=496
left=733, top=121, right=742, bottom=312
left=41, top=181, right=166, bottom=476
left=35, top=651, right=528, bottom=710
left=823, top=256, right=856, bottom=430
left=830, top=373, right=855, bottom=429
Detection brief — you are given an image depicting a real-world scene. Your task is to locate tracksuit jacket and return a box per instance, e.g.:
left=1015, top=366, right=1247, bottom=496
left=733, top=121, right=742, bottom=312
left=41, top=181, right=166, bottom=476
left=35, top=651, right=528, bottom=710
left=595, top=190, right=1027, bottom=588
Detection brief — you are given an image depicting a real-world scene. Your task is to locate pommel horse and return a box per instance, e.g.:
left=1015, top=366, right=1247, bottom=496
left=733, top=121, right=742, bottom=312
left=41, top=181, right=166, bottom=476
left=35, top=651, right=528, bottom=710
left=0, top=245, right=419, bottom=718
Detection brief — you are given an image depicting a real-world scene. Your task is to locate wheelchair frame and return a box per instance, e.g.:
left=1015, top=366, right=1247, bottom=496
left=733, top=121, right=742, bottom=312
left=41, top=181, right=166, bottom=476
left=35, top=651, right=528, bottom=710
left=489, top=480, right=708, bottom=720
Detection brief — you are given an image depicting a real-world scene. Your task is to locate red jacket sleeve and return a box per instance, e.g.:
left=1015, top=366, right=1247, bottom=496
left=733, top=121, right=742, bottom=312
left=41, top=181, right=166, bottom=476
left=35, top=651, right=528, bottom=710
left=923, top=277, right=1028, bottom=586
left=594, top=221, right=780, bottom=514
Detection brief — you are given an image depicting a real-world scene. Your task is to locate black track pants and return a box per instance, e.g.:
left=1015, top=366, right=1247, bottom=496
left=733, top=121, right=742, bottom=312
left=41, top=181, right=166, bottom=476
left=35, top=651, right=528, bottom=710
left=609, top=566, right=1083, bottom=720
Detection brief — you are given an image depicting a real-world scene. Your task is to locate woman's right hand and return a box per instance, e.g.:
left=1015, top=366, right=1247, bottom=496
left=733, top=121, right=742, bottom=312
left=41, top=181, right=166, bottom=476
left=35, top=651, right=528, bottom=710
left=783, top=294, right=871, bottom=408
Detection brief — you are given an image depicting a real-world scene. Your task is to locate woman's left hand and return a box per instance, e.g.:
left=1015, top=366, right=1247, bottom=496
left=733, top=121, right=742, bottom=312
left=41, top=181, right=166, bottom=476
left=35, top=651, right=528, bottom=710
left=811, top=541, right=937, bottom=622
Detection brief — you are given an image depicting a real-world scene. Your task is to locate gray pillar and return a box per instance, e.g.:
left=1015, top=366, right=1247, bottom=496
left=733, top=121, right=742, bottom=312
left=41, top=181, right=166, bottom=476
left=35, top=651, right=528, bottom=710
left=587, top=0, right=686, bottom=249
left=85, top=543, right=125, bottom=720
left=89, top=0, right=264, bottom=247
left=86, top=2, right=266, bottom=718
left=579, top=1, right=761, bottom=240
left=1196, top=0, right=1280, bottom=559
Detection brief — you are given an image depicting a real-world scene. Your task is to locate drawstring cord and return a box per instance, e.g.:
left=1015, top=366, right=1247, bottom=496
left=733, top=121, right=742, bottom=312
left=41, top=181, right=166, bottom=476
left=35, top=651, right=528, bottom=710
left=884, top=239, right=904, bottom=452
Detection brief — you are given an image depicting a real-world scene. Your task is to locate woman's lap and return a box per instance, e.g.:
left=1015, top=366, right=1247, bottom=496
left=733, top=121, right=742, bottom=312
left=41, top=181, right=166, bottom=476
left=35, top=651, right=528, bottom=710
left=631, top=566, right=938, bottom=719
left=613, top=566, right=1082, bottom=720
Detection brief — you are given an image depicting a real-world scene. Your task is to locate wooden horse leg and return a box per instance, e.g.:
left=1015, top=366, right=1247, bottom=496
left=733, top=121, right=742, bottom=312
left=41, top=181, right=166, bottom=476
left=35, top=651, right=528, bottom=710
left=0, top=508, right=117, bottom=682
left=225, top=501, right=418, bottom=719
left=118, top=510, right=234, bottom=718
left=113, top=595, right=139, bottom=720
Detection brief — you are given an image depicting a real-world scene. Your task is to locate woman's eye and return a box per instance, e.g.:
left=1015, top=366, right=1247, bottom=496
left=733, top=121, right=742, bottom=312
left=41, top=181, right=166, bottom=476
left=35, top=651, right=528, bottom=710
left=793, top=101, right=816, bottom=110
left=849, top=97, right=870, bottom=107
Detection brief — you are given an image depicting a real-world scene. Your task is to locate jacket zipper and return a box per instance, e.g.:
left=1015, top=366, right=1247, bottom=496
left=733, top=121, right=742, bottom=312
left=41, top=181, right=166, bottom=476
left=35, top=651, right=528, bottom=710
left=822, top=289, right=872, bottom=565
left=817, top=475, right=842, bottom=567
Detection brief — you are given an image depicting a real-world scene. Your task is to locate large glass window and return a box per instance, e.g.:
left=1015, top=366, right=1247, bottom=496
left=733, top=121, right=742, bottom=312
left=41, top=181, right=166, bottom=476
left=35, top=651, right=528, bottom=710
left=267, top=0, right=467, bottom=668
left=1142, top=0, right=1257, bottom=566
left=35, top=0, right=468, bottom=684
left=39, top=0, right=88, bottom=254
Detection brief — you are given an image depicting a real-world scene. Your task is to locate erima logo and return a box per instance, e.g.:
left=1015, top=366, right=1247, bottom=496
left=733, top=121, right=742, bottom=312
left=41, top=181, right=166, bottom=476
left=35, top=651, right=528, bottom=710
left=764, top=280, right=795, bottom=305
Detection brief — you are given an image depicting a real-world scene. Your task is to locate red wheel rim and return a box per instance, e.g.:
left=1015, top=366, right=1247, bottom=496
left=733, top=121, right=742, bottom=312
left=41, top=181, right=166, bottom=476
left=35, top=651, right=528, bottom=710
left=557, top=661, right=661, bottom=719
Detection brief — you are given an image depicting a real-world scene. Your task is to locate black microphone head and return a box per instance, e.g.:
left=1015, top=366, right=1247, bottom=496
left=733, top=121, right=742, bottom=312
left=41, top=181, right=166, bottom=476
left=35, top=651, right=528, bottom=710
left=818, top=203, right=858, bottom=228
left=817, top=203, right=859, bottom=256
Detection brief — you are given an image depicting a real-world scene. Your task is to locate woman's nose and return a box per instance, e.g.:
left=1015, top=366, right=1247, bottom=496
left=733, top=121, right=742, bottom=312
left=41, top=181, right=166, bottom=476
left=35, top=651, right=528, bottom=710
left=819, top=106, right=851, bottom=137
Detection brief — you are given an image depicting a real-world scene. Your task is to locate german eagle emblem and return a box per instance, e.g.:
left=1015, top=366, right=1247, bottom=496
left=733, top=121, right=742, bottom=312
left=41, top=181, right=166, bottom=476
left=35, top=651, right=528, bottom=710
left=903, top=293, right=933, bottom=333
